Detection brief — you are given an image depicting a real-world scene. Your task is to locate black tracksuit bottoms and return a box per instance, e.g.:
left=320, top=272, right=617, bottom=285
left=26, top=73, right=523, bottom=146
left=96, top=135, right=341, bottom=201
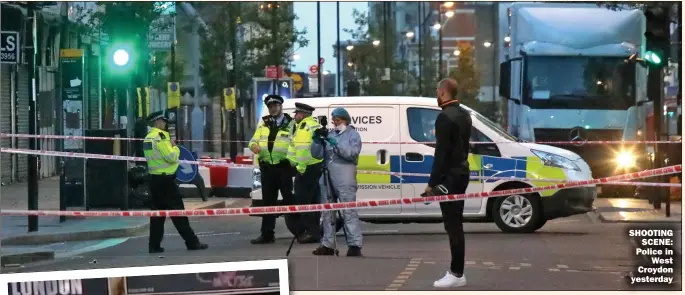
left=438, top=173, right=470, bottom=275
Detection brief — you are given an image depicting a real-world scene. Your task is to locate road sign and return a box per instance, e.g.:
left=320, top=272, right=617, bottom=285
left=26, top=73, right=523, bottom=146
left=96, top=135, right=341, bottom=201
left=309, top=65, right=319, bottom=75
left=176, top=145, right=198, bottom=183
left=319, top=57, right=325, bottom=65
left=1, top=31, right=20, bottom=64
left=167, top=82, right=181, bottom=108
left=265, top=65, right=285, bottom=79
left=290, top=73, right=303, bottom=91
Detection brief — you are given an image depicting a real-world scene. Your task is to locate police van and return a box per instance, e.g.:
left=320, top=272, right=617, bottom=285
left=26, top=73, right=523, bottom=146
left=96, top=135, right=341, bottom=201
left=250, top=96, right=597, bottom=234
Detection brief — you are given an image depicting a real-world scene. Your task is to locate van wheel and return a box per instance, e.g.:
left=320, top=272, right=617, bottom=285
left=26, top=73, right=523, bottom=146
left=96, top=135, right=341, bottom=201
left=492, top=193, right=542, bottom=233
left=534, top=218, right=548, bottom=230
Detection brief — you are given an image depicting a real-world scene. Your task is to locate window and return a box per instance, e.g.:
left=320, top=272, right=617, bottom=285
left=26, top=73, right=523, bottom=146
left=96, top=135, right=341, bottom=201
left=523, top=56, right=636, bottom=110
left=471, top=127, right=492, bottom=142
left=407, top=107, right=440, bottom=142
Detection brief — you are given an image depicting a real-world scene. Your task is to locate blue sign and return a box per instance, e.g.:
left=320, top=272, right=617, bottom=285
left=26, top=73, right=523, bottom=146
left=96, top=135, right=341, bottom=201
left=176, top=145, right=198, bottom=183
left=254, top=78, right=293, bottom=126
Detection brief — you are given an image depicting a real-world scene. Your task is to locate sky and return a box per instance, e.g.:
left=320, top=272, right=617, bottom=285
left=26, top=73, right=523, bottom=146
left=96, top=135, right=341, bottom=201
left=291, top=1, right=368, bottom=75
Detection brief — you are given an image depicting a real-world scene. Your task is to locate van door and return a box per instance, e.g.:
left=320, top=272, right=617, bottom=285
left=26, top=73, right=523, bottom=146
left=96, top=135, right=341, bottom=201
left=400, top=106, right=483, bottom=215
left=328, top=104, right=402, bottom=215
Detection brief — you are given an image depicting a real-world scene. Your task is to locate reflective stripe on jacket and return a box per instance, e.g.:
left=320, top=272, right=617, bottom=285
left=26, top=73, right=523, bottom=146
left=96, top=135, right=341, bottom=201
left=287, top=116, right=323, bottom=173
left=143, top=127, right=179, bottom=175
left=249, top=115, right=294, bottom=165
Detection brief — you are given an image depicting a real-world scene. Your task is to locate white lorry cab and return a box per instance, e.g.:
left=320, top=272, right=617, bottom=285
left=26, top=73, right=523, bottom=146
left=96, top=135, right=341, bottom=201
left=498, top=3, right=647, bottom=198
left=250, top=96, right=597, bottom=233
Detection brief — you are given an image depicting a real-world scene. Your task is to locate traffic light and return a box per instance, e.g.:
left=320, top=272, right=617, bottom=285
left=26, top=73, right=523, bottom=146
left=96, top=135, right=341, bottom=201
left=105, top=42, right=136, bottom=75
left=644, top=6, right=670, bottom=67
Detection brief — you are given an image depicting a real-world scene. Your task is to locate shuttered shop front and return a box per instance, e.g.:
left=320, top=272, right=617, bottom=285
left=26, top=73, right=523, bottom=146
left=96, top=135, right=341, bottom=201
left=0, top=64, right=12, bottom=182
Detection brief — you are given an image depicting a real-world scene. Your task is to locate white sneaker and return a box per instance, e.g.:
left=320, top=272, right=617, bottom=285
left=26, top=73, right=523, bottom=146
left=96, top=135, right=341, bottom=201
left=433, top=271, right=467, bottom=288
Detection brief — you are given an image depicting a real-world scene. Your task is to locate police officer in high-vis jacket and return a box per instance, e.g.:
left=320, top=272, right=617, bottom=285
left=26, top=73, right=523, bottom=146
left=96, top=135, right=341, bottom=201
left=249, top=94, right=296, bottom=244
left=144, top=111, right=208, bottom=253
left=287, top=102, right=324, bottom=244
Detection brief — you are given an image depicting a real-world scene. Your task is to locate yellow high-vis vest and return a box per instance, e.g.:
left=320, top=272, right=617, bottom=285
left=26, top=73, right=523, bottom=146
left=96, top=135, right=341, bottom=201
left=143, top=127, right=180, bottom=175
left=287, top=116, right=323, bottom=174
left=249, top=115, right=295, bottom=165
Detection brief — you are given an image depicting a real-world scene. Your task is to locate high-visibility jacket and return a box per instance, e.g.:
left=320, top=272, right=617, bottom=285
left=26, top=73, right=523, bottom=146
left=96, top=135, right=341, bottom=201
left=288, top=116, right=323, bottom=174
left=143, top=127, right=179, bottom=175
left=249, top=114, right=295, bottom=165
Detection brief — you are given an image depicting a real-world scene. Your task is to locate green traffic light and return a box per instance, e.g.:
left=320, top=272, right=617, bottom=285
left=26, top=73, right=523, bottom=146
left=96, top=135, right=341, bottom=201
left=113, top=49, right=130, bottom=66
left=644, top=51, right=662, bottom=65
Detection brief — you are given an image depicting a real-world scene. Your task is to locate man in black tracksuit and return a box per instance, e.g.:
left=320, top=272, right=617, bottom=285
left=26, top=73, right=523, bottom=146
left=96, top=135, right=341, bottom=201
left=427, top=78, right=472, bottom=288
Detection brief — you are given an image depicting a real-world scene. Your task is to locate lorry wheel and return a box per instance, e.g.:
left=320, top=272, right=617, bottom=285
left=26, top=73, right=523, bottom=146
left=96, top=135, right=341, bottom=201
left=492, top=193, right=542, bottom=234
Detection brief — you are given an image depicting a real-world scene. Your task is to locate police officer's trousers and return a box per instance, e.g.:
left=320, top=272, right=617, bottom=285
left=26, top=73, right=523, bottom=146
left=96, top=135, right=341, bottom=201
left=148, top=174, right=200, bottom=247
left=439, top=173, right=470, bottom=275
left=259, top=161, right=295, bottom=237
left=293, top=162, right=323, bottom=237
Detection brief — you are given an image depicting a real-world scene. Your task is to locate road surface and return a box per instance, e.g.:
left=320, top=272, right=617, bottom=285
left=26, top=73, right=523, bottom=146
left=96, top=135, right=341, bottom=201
left=3, top=200, right=681, bottom=291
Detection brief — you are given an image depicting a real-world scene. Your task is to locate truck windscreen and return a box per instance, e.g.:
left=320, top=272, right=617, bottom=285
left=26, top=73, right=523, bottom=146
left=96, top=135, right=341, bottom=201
left=522, top=56, right=635, bottom=110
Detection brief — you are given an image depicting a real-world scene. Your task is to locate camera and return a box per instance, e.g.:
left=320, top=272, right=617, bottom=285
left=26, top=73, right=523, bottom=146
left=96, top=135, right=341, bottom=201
left=314, top=116, right=329, bottom=138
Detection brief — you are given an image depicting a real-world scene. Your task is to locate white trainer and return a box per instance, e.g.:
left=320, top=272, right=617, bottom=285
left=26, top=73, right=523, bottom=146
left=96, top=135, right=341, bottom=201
left=433, top=271, right=467, bottom=288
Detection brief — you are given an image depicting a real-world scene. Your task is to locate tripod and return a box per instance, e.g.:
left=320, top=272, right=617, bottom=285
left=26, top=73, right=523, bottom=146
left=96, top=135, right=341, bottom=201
left=285, top=134, right=349, bottom=256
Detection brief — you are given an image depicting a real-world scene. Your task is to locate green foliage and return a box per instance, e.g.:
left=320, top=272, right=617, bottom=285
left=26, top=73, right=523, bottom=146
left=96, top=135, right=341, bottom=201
left=71, top=2, right=169, bottom=41
left=596, top=2, right=678, bottom=22
left=150, top=51, right=185, bottom=89
left=340, top=8, right=413, bottom=96
left=448, top=43, right=480, bottom=108
left=196, top=2, right=309, bottom=97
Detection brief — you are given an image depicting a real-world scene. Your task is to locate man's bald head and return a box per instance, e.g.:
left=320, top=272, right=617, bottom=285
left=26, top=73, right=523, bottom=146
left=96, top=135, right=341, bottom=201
left=437, top=78, right=459, bottom=104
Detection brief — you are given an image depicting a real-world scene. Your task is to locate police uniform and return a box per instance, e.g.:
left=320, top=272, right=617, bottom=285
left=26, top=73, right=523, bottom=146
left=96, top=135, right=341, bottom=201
left=287, top=102, right=324, bottom=244
left=143, top=111, right=208, bottom=253
left=248, top=95, right=296, bottom=244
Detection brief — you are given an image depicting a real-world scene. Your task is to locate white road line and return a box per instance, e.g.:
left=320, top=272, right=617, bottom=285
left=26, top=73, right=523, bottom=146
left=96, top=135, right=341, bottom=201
left=548, top=268, right=561, bottom=272
left=519, top=263, right=532, bottom=267
left=557, top=264, right=569, bottom=269
left=509, top=266, right=521, bottom=270
left=482, top=262, right=495, bottom=266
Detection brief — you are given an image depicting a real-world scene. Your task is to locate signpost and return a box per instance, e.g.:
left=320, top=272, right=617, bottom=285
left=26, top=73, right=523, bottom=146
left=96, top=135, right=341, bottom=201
left=0, top=31, right=20, bottom=64
left=59, top=49, right=86, bottom=208
left=176, top=145, right=199, bottom=183
left=148, top=15, right=174, bottom=51
left=265, top=65, right=285, bottom=79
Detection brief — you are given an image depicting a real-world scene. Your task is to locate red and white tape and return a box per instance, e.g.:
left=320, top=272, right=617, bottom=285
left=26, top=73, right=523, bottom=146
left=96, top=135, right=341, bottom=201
left=2, top=133, right=680, bottom=146
left=1, top=165, right=680, bottom=217
left=1, top=148, right=679, bottom=188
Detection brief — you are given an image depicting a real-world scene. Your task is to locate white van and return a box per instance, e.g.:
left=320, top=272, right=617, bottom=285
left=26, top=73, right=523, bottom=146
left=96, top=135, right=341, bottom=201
left=250, top=97, right=597, bottom=233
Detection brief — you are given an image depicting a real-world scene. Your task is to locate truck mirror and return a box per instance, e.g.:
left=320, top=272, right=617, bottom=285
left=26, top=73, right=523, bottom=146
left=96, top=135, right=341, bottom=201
left=499, top=61, right=511, bottom=98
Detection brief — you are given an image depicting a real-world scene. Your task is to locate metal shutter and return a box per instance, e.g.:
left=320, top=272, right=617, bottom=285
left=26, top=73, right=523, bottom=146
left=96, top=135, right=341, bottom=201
left=15, top=65, right=29, bottom=181
left=0, top=65, right=12, bottom=183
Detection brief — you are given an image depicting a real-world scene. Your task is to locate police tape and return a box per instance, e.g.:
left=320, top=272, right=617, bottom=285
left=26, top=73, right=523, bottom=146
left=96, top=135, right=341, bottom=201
left=1, top=133, right=680, bottom=146
left=1, top=148, right=679, bottom=188
left=1, top=165, right=680, bottom=217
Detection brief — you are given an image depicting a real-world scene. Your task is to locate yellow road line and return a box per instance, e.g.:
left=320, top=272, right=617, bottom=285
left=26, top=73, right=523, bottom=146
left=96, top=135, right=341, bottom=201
left=385, top=258, right=422, bottom=291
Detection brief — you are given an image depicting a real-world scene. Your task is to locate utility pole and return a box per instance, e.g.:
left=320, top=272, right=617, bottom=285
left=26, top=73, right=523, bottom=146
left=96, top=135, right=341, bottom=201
left=418, top=2, right=422, bottom=96
left=336, top=2, right=341, bottom=96
left=26, top=2, right=39, bottom=232
left=316, top=1, right=322, bottom=97
left=228, top=4, right=239, bottom=162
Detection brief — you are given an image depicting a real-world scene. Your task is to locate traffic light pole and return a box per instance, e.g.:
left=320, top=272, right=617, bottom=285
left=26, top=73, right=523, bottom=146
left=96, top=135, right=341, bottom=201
left=229, top=6, right=239, bottom=162
left=26, top=2, right=39, bottom=232
left=316, top=1, right=322, bottom=97
left=648, top=67, right=664, bottom=210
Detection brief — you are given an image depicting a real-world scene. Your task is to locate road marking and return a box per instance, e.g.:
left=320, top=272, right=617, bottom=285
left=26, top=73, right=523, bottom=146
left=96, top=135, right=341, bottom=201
left=509, top=266, right=520, bottom=270
left=557, top=264, right=569, bottom=269
left=519, top=263, right=532, bottom=267
left=483, top=262, right=494, bottom=266
left=566, top=269, right=580, bottom=273
left=548, top=268, right=561, bottom=272
left=465, top=261, right=476, bottom=265
left=385, top=258, right=422, bottom=291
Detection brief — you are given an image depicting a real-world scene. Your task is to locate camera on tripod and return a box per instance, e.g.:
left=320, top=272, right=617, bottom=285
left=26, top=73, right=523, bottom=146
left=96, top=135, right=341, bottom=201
left=314, top=115, right=329, bottom=139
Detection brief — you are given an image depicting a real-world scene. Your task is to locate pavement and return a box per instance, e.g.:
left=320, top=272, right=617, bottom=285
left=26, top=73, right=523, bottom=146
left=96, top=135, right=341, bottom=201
left=594, top=198, right=682, bottom=223
left=3, top=198, right=681, bottom=291
left=1, top=176, right=235, bottom=266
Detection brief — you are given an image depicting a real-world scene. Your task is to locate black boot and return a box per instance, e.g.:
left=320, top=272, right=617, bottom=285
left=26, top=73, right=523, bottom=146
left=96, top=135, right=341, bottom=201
left=251, top=235, right=275, bottom=244
left=186, top=242, right=209, bottom=251
left=312, top=245, right=335, bottom=256
left=297, top=232, right=320, bottom=244
left=149, top=246, right=164, bottom=254
left=346, top=246, right=362, bottom=257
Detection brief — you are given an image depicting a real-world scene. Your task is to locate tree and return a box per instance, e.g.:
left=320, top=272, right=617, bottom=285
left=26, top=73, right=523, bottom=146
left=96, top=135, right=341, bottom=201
left=339, top=8, right=413, bottom=96
left=195, top=2, right=309, bottom=97
left=448, top=43, right=480, bottom=107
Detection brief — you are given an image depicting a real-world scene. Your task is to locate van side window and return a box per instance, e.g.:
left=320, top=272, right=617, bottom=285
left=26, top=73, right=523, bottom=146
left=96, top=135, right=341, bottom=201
left=471, top=127, right=493, bottom=143
left=406, top=107, right=440, bottom=143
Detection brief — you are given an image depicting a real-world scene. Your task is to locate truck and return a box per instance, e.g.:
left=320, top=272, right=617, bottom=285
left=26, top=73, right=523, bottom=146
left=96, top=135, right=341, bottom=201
left=498, top=2, right=648, bottom=197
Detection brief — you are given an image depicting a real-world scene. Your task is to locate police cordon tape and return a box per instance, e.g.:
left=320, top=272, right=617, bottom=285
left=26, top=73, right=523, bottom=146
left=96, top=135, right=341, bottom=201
left=1, top=165, right=680, bottom=217
left=1, top=133, right=681, bottom=146
left=1, top=147, right=680, bottom=188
